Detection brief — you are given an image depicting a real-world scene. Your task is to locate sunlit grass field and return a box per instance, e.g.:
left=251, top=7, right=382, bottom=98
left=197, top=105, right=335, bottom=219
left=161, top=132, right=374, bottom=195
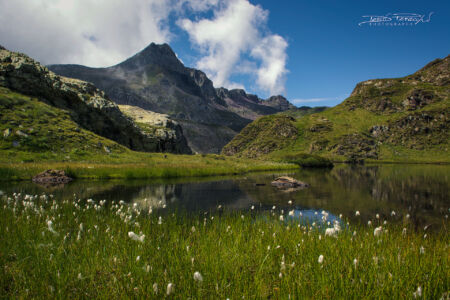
left=1, top=193, right=448, bottom=298
left=0, top=154, right=298, bottom=181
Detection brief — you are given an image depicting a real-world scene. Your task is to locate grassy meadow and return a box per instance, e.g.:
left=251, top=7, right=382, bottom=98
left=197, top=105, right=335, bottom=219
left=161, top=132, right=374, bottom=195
left=0, top=153, right=297, bottom=181
left=0, top=192, right=448, bottom=298
left=0, top=86, right=299, bottom=181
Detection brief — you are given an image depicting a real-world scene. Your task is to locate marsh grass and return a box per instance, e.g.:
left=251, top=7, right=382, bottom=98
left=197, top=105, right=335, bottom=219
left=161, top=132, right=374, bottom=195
left=0, top=154, right=297, bottom=181
left=0, top=193, right=448, bottom=298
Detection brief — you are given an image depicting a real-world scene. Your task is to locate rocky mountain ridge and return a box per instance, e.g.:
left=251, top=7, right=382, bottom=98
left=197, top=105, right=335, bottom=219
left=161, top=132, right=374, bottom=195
left=0, top=46, right=191, bottom=154
left=222, top=55, right=449, bottom=163
left=49, top=43, right=295, bottom=153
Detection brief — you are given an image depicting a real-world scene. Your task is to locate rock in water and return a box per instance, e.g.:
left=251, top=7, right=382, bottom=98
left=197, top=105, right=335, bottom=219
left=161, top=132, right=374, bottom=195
left=32, top=169, right=73, bottom=184
left=271, top=176, right=309, bottom=188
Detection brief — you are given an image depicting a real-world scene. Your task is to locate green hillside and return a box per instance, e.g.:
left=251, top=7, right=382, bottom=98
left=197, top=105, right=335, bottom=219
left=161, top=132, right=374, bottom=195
left=222, top=56, right=450, bottom=163
left=0, top=87, right=127, bottom=162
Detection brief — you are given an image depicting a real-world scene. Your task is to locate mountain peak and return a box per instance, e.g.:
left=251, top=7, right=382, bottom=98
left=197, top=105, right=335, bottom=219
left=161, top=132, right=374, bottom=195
left=265, top=95, right=295, bottom=110
left=116, top=42, right=185, bottom=72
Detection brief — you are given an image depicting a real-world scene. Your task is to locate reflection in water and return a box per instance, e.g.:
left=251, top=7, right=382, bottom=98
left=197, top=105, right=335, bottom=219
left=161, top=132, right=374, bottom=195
left=286, top=209, right=340, bottom=227
left=0, top=164, right=448, bottom=229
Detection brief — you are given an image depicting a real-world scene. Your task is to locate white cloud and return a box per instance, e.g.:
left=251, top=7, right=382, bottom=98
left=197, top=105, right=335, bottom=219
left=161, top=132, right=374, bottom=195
left=0, top=0, right=289, bottom=96
left=251, top=35, right=288, bottom=95
left=178, top=0, right=288, bottom=95
left=176, top=0, right=220, bottom=12
left=0, top=0, right=172, bottom=67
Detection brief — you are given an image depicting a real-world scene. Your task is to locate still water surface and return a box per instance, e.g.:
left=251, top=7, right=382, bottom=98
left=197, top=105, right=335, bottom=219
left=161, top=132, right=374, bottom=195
left=1, top=164, right=448, bottom=229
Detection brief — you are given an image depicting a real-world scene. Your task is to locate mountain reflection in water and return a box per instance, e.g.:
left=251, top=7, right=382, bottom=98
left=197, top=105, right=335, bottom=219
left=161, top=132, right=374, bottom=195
left=1, top=164, right=448, bottom=230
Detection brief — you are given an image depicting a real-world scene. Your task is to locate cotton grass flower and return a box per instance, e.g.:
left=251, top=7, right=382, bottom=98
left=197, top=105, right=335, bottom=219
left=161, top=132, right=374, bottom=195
left=353, top=258, right=358, bottom=268
left=374, top=226, right=383, bottom=237
left=355, top=211, right=360, bottom=216
left=193, top=271, right=203, bottom=282
left=318, top=254, right=324, bottom=264
left=413, top=286, right=422, bottom=298
left=166, top=283, right=174, bottom=295
left=128, top=231, right=145, bottom=243
left=47, top=220, right=58, bottom=235
left=325, top=227, right=339, bottom=237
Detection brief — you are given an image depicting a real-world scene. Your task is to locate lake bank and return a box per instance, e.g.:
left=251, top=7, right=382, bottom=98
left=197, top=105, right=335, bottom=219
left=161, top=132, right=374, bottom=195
left=0, top=154, right=298, bottom=181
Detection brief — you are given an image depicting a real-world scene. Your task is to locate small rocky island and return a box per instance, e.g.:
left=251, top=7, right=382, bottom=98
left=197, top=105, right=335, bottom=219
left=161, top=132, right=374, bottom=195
left=271, top=176, right=309, bottom=188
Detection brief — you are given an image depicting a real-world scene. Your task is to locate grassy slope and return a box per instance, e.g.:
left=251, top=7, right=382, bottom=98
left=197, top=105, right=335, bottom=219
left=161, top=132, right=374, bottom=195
left=1, top=194, right=448, bottom=298
left=0, top=87, right=296, bottom=180
left=223, top=61, right=449, bottom=163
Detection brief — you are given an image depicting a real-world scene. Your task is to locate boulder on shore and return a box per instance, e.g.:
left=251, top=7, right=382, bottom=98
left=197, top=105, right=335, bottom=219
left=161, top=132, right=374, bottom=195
left=32, top=169, right=73, bottom=185
left=271, top=176, right=309, bottom=188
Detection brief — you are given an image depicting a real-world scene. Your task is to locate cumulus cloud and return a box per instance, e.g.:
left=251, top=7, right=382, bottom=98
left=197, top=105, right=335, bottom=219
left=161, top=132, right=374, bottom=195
left=0, top=0, right=172, bottom=67
left=178, top=0, right=288, bottom=95
left=251, top=35, right=288, bottom=95
left=0, top=0, right=288, bottom=95
left=176, top=0, right=220, bottom=12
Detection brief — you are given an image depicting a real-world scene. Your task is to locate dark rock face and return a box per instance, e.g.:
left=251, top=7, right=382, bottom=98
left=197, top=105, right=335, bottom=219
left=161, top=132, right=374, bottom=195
left=0, top=47, right=191, bottom=154
left=48, top=43, right=294, bottom=153
left=32, top=169, right=73, bottom=184
left=402, top=89, right=436, bottom=110
left=265, top=95, right=296, bottom=111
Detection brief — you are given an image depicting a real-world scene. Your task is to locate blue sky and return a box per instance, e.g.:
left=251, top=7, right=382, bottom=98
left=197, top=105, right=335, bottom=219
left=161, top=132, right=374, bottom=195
left=1, top=0, right=448, bottom=107
left=173, top=0, right=449, bottom=106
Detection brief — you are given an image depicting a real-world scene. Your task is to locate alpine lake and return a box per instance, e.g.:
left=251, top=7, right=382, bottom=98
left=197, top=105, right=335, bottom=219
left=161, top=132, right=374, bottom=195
left=2, top=164, right=448, bottom=230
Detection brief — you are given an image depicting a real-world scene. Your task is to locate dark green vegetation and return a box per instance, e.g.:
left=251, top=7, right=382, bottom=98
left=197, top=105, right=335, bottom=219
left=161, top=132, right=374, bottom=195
left=223, top=55, right=450, bottom=163
left=49, top=43, right=295, bottom=153
left=1, top=193, right=448, bottom=298
left=280, top=153, right=333, bottom=168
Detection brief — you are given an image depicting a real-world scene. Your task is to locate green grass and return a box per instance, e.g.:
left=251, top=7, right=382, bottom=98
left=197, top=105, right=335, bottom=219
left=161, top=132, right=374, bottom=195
left=0, top=86, right=299, bottom=180
left=0, top=193, right=448, bottom=298
left=222, top=63, right=450, bottom=163
left=0, top=87, right=126, bottom=158
left=278, top=153, right=334, bottom=168
left=0, top=154, right=298, bottom=181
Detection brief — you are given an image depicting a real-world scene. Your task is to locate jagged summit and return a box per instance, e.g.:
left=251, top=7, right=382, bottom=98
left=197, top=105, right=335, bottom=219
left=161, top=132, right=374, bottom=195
left=49, top=42, right=295, bottom=153
left=0, top=46, right=192, bottom=154
left=116, top=43, right=185, bottom=73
